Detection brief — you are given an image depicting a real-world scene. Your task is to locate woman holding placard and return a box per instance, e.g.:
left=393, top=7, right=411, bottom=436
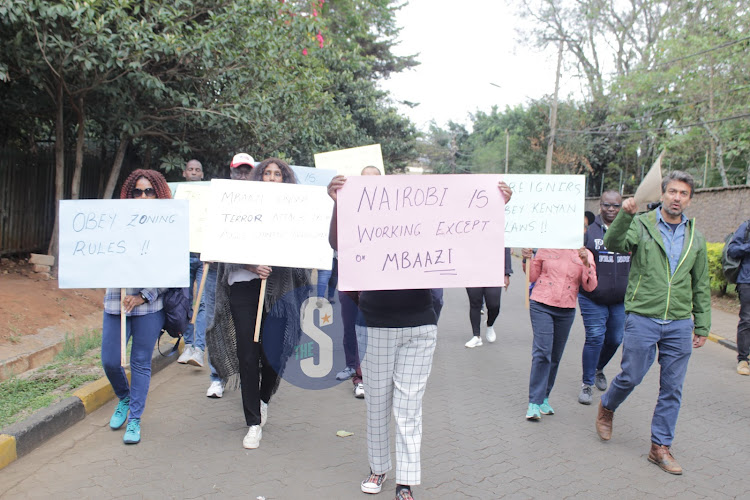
left=101, top=169, right=172, bottom=445
left=206, top=157, right=308, bottom=450
left=521, top=246, right=597, bottom=421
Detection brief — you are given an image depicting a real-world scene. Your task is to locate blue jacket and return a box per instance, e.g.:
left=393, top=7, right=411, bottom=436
left=581, top=215, right=631, bottom=305
left=727, top=220, right=750, bottom=284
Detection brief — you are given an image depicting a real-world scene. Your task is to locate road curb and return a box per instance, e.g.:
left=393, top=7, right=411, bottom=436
left=0, top=338, right=183, bottom=470
left=708, top=331, right=738, bottom=352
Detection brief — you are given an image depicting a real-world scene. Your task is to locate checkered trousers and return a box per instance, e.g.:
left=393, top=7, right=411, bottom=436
left=356, top=324, right=437, bottom=486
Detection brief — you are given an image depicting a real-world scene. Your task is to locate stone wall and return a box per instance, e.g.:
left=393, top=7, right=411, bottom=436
left=585, top=185, right=750, bottom=243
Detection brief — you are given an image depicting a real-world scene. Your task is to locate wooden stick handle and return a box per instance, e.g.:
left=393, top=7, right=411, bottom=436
left=120, top=288, right=127, bottom=366
left=191, top=262, right=210, bottom=325
left=253, top=279, right=267, bottom=343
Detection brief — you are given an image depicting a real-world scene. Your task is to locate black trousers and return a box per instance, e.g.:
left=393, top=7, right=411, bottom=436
left=466, top=287, right=503, bottom=336
left=738, top=283, right=750, bottom=362
left=229, top=280, right=280, bottom=426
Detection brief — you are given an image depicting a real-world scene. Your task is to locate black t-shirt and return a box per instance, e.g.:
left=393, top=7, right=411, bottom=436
left=358, top=289, right=437, bottom=328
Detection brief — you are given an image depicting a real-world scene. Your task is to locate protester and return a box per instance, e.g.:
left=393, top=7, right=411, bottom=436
left=595, top=171, right=710, bottom=475
left=464, top=248, right=512, bottom=347
left=725, top=219, right=750, bottom=375
left=577, top=190, right=630, bottom=404
left=205, top=154, right=257, bottom=397
left=335, top=166, right=383, bottom=396
left=206, top=157, right=308, bottom=449
left=328, top=172, right=512, bottom=500
left=522, top=244, right=597, bottom=420
left=101, top=169, right=173, bottom=445
left=178, top=159, right=210, bottom=368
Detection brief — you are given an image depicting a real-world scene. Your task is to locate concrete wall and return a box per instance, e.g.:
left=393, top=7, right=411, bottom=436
left=585, top=185, right=750, bottom=243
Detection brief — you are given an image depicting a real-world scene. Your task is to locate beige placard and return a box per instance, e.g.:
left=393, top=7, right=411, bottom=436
left=313, top=144, right=385, bottom=176
left=634, top=152, right=664, bottom=205
left=173, top=181, right=211, bottom=253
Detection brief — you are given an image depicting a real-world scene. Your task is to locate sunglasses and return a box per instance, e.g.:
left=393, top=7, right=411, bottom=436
left=132, top=187, right=156, bottom=198
left=600, top=202, right=621, bottom=208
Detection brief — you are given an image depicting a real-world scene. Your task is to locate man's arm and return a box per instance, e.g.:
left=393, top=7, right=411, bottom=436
left=603, top=198, right=639, bottom=254
left=690, top=239, right=712, bottom=339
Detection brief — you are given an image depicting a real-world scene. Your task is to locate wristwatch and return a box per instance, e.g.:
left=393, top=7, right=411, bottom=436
left=140, top=292, right=149, bottom=303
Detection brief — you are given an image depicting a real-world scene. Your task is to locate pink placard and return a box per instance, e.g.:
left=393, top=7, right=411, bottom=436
left=337, top=174, right=505, bottom=291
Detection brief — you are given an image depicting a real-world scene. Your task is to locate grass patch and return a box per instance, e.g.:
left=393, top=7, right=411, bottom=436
left=0, top=329, right=107, bottom=429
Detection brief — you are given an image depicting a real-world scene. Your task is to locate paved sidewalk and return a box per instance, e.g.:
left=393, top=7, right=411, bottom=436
left=2, top=269, right=749, bottom=499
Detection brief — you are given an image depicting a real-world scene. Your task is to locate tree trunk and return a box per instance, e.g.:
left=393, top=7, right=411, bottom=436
left=46, top=79, right=65, bottom=267
left=71, top=96, right=85, bottom=200
left=103, top=136, right=131, bottom=199
left=701, top=120, right=729, bottom=187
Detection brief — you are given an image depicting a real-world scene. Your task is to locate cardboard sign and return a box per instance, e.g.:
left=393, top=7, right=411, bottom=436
left=173, top=181, right=211, bottom=253
left=314, top=144, right=385, bottom=176
left=290, top=165, right=337, bottom=187
left=58, top=199, right=190, bottom=288
left=336, top=175, right=505, bottom=291
left=200, top=179, right=334, bottom=270
left=501, top=174, right=585, bottom=249
left=634, top=152, right=663, bottom=206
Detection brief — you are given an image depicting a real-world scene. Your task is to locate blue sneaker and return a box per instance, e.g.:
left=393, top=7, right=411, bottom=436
left=123, top=419, right=141, bottom=444
left=540, top=398, right=555, bottom=415
left=109, top=396, right=130, bottom=430
left=526, top=403, right=541, bottom=421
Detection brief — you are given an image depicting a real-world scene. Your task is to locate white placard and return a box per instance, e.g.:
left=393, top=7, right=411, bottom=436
left=58, top=199, right=190, bottom=288
left=173, top=181, right=211, bottom=253
left=200, top=179, right=334, bottom=270
left=502, top=174, right=585, bottom=249
left=314, top=144, right=385, bottom=176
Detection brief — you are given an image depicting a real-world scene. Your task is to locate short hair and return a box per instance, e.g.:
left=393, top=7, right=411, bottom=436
left=185, top=159, right=202, bottom=170
left=600, top=189, right=620, bottom=199
left=661, top=170, right=694, bottom=198
left=584, top=211, right=595, bottom=226
left=120, top=169, right=172, bottom=199
left=251, top=157, right=298, bottom=184
left=361, top=165, right=381, bottom=175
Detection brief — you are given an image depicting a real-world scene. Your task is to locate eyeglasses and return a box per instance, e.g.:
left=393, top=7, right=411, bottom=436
left=600, top=202, right=621, bottom=208
left=132, top=187, right=156, bottom=198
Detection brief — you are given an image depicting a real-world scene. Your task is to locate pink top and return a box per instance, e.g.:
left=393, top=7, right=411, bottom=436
left=529, top=248, right=597, bottom=309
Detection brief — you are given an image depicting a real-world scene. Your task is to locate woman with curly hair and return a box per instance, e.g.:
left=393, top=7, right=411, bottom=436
left=102, top=169, right=172, bottom=445
left=207, top=157, right=308, bottom=450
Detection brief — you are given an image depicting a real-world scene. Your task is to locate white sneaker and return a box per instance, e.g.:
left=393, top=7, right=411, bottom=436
left=485, top=325, right=497, bottom=343
left=465, top=336, right=483, bottom=348
left=177, top=345, right=194, bottom=364
left=354, top=383, right=365, bottom=399
left=260, top=400, right=268, bottom=428
left=243, top=425, right=262, bottom=449
left=206, top=380, right=223, bottom=398
left=187, top=347, right=204, bottom=367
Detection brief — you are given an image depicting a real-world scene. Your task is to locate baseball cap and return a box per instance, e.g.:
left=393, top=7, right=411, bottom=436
left=230, top=153, right=255, bottom=168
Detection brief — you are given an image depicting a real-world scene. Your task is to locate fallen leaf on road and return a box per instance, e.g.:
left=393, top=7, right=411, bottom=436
left=336, top=430, right=354, bottom=437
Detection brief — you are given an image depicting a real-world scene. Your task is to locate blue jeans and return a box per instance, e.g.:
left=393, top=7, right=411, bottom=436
left=528, top=300, right=575, bottom=404
left=183, top=255, right=217, bottom=351
left=431, top=288, right=444, bottom=321
left=601, top=313, right=693, bottom=446
left=578, top=294, right=625, bottom=385
left=317, top=257, right=338, bottom=299
left=101, top=310, right=165, bottom=420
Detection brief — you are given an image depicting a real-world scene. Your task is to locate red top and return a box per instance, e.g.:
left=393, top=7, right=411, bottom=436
left=529, top=249, right=597, bottom=309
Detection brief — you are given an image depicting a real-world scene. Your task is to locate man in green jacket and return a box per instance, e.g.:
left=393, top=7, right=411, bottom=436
left=595, top=170, right=711, bottom=475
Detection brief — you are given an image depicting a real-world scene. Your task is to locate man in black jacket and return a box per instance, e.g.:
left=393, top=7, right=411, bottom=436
left=577, top=190, right=631, bottom=404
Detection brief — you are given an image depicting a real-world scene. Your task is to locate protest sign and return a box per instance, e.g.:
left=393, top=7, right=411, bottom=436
left=634, top=152, right=663, bottom=206
left=290, top=165, right=337, bottom=187
left=501, top=174, right=585, bottom=249
left=336, top=175, right=505, bottom=291
left=200, top=179, right=334, bottom=270
left=173, top=181, right=211, bottom=253
left=58, top=199, right=189, bottom=288
left=314, top=144, right=385, bottom=176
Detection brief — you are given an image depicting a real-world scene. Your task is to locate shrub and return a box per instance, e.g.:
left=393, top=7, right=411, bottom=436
left=706, top=241, right=728, bottom=294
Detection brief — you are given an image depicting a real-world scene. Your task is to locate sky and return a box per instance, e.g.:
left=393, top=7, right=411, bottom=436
left=379, top=0, right=582, bottom=131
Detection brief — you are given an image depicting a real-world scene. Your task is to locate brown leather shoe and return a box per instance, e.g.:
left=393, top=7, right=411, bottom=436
left=596, top=401, right=614, bottom=441
left=648, top=443, right=683, bottom=475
